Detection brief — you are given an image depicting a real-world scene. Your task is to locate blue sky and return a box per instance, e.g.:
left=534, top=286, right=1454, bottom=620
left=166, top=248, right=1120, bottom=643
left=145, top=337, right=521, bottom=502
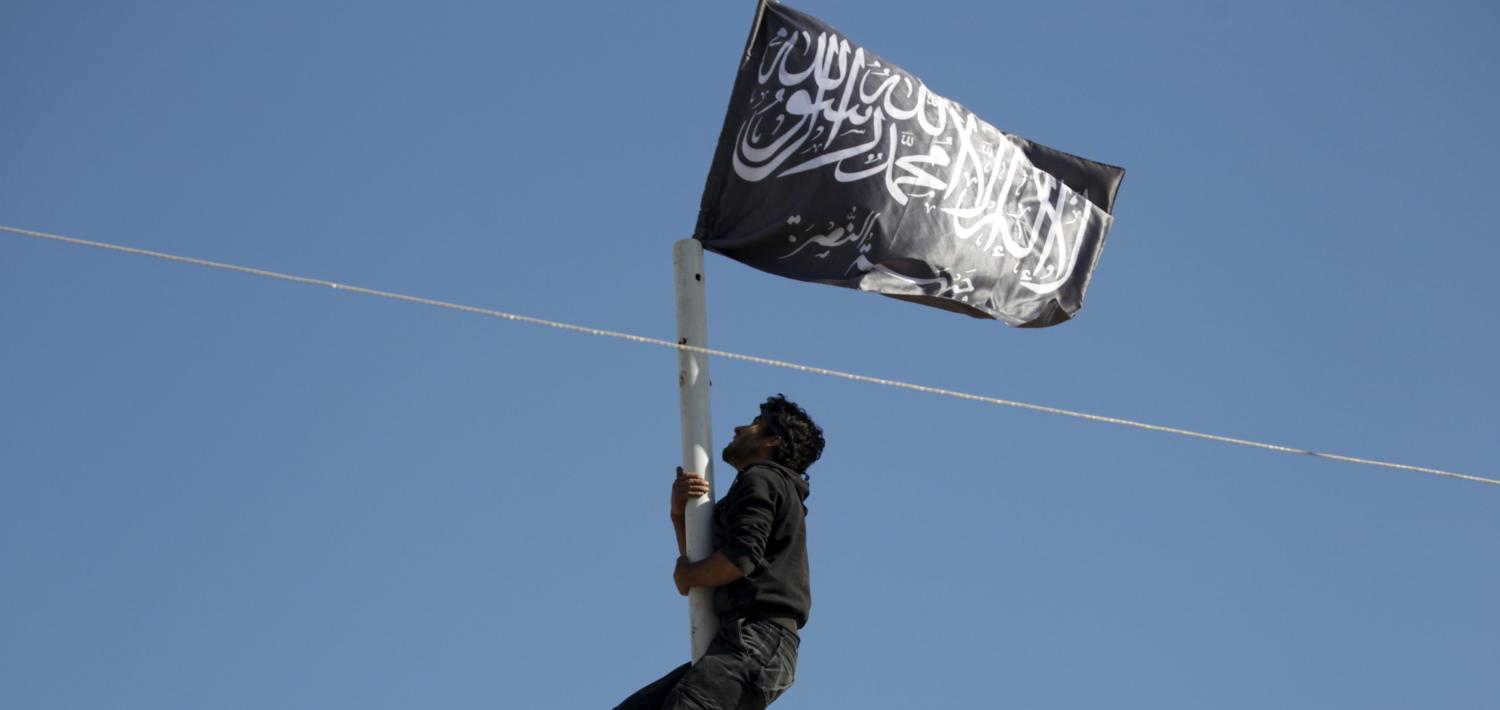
left=3, top=1, right=1496, bottom=708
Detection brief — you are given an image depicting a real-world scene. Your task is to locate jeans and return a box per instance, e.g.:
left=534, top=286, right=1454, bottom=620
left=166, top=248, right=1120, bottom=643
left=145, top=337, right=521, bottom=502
left=615, top=616, right=799, bottom=710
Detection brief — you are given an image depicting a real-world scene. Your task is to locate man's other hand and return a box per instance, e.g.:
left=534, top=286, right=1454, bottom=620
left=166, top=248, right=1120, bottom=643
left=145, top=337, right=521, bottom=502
left=673, top=555, right=691, bottom=596
left=670, top=467, right=710, bottom=517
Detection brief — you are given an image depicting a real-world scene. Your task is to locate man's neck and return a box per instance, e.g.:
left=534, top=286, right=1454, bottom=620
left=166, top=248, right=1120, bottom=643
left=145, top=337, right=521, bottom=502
left=731, top=454, right=778, bottom=473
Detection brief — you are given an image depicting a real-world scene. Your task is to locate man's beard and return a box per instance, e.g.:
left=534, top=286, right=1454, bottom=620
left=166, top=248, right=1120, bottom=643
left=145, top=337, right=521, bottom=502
left=721, top=436, right=750, bottom=466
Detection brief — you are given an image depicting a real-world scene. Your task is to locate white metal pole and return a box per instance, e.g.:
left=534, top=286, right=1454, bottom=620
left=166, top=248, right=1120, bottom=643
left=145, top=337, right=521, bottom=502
left=674, top=238, right=718, bottom=662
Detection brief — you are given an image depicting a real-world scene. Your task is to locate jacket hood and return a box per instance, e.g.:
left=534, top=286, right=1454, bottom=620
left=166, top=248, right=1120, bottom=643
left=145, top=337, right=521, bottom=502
left=749, top=460, right=811, bottom=502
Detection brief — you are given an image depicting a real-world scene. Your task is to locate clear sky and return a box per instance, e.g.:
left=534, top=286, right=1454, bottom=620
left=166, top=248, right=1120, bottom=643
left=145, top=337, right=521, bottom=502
left=3, top=1, right=1496, bottom=708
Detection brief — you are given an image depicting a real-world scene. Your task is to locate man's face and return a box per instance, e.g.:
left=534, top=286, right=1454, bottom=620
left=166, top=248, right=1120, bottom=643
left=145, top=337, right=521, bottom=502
left=721, top=414, right=779, bottom=468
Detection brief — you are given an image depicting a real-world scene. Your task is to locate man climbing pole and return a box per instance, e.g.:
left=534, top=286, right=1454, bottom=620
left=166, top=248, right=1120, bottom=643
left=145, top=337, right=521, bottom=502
left=615, top=394, right=824, bottom=710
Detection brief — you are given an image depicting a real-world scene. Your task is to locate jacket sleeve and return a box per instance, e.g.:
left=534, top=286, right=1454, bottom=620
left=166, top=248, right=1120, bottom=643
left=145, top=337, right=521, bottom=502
left=719, top=469, right=778, bottom=576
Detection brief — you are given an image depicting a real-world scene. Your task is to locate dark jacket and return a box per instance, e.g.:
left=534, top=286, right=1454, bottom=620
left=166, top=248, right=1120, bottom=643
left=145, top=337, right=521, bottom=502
left=712, top=460, right=812, bottom=632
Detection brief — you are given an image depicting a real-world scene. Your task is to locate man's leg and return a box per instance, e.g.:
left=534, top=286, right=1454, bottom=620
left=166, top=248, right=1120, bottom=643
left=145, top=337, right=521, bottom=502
left=660, top=618, right=797, bottom=710
left=615, top=619, right=797, bottom=710
left=614, top=662, right=692, bottom=710
left=659, top=640, right=751, bottom=709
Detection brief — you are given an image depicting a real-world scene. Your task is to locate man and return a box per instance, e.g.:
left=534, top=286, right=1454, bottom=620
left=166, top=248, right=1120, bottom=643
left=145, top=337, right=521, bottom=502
left=616, top=394, right=825, bottom=710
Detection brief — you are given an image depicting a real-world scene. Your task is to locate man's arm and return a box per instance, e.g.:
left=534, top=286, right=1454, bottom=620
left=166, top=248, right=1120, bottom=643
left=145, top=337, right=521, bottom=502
left=671, top=468, right=779, bottom=595
left=669, top=467, right=746, bottom=595
left=674, top=551, right=746, bottom=595
left=671, top=513, right=688, bottom=558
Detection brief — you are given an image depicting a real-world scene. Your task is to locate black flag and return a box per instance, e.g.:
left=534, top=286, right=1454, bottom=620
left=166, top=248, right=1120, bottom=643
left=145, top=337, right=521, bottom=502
left=694, top=2, right=1125, bottom=327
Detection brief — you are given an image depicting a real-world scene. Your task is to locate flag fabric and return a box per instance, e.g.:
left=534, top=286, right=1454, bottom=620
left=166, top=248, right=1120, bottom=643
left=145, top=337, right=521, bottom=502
left=694, top=2, right=1125, bottom=327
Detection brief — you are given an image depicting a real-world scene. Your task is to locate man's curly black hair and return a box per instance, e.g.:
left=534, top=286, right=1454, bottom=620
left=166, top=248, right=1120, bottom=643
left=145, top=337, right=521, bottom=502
left=760, top=394, right=825, bottom=477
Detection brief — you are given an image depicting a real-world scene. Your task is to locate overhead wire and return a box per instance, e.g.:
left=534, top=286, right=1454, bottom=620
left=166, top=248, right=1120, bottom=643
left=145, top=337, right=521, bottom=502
left=3, top=222, right=1494, bottom=488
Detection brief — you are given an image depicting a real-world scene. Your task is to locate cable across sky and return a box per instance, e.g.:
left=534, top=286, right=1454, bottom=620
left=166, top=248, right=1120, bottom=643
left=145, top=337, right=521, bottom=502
left=3, top=222, right=1493, bottom=488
